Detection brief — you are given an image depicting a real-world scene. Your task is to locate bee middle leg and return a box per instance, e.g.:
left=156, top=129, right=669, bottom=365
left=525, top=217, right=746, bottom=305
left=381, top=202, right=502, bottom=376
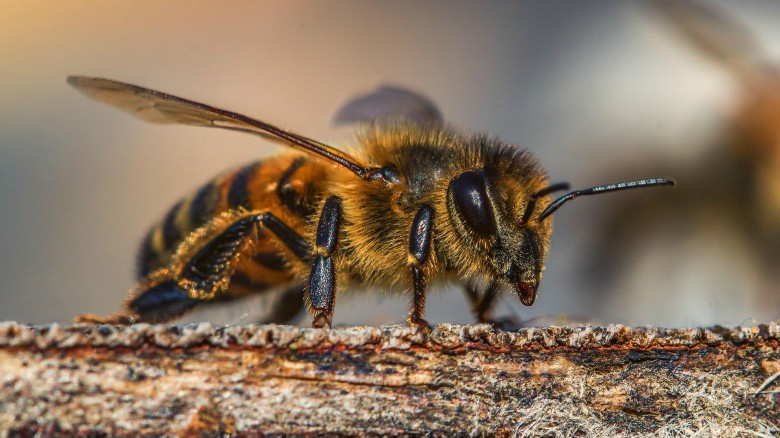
left=308, top=196, right=342, bottom=328
left=408, top=205, right=435, bottom=330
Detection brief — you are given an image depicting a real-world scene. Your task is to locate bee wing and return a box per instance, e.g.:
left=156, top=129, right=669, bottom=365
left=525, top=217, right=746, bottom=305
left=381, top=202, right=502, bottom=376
left=67, top=76, right=380, bottom=180
left=333, top=85, right=443, bottom=127
left=650, top=0, right=771, bottom=80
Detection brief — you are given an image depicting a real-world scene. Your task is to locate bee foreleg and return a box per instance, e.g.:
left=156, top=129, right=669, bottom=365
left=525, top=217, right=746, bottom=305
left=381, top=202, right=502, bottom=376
left=408, top=205, right=435, bottom=330
left=309, top=196, right=342, bottom=328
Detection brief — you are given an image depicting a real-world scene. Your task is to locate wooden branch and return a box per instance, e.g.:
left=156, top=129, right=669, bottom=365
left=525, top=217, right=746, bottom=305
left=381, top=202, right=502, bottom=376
left=1, top=321, right=779, bottom=436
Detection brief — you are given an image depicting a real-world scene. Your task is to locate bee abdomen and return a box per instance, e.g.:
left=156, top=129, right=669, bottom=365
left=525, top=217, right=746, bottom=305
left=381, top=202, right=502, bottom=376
left=136, top=154, right=324, bottom=284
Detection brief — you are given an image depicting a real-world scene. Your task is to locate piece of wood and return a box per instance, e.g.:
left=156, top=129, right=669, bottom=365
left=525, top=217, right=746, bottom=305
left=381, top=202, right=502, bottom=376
left=1, top=321, right=779, bottom=436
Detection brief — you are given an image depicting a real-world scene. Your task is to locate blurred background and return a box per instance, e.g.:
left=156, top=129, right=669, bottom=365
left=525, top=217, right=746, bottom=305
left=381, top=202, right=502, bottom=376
left=2, top=1, right=779, bottom=327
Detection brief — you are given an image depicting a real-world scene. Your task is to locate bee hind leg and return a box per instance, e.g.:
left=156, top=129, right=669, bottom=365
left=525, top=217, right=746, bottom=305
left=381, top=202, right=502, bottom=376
left=74, top=271, right=201, bottom=325
left=129, top=277, right=200, bottom=323
left=156, top=212, right=309, bottom=323
left=74, top=272, right=196, bottom=325
left=77, top=212, right=310, bottom=325
left=74, top=312, right=138, bottom=325
left=121, top=214, right=267, bottom=324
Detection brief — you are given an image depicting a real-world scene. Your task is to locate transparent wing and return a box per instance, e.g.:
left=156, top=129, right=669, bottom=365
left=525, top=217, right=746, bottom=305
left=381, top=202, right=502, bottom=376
left=68, top=76, right=379, bottom=179
left=333, top=85, right=443, bottom=127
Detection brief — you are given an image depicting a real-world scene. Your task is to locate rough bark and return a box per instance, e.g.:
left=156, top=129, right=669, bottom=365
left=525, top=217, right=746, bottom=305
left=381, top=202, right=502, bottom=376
left=1, top=321, right=779, bottom=437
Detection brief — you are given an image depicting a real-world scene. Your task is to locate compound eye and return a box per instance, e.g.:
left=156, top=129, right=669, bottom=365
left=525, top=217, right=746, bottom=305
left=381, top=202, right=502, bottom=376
left=449, top=170, right=497, bottom=238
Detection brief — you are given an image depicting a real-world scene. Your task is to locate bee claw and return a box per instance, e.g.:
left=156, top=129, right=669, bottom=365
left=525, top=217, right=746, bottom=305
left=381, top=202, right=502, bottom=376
left=74, top=312, right=137, bottom=325
left=410, top=318, right=432, bottom=336
left=312, top=313, right=332, bottom=329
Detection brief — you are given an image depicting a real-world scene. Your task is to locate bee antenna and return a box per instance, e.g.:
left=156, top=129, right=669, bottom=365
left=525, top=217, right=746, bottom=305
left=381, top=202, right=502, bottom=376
left=520, top=182, right=571, bottom=225
left=538, top=177, right=676, bottom=221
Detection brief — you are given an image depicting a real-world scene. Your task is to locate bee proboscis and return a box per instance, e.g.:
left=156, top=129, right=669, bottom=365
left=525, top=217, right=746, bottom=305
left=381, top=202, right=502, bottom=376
left=69, top=77, right=674, bottom=328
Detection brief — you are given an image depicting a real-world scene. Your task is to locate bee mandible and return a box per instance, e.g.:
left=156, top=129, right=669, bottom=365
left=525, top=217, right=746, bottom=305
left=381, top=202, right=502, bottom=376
left=70, top=77, right=674, bottom=328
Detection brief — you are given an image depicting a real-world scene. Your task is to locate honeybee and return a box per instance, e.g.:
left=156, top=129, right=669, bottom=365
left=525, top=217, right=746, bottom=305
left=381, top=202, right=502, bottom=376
left=70, top=76, right=674, bottom=328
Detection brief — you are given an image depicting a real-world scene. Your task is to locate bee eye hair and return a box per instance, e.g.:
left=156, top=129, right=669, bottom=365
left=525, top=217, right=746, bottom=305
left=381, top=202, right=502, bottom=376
left=449, top=170, right=497, bottom=238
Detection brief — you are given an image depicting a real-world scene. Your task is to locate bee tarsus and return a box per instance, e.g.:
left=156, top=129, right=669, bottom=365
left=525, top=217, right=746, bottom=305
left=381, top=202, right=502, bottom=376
left=309, top=196, right=342, bottom=328
left=408, top=205, right=435, bottom=329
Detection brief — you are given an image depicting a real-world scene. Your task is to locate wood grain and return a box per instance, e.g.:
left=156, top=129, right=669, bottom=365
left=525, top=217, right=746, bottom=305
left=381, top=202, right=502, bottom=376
left=1, top=322, right=779, bottom=436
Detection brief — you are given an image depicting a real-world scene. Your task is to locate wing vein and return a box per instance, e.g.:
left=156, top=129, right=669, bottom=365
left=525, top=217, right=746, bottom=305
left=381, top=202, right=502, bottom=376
left=68, top=76, right=380, bottom=179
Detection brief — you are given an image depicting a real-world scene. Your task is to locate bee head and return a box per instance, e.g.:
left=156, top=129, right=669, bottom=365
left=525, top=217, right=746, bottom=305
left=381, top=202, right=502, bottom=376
left=446, top=160, right=676, bottom=307
left=446, top=167, right=556, bottom=307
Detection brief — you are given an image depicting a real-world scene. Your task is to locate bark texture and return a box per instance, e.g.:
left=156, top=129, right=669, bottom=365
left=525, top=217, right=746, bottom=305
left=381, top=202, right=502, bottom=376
left=1, top=321, right=779, bottom=437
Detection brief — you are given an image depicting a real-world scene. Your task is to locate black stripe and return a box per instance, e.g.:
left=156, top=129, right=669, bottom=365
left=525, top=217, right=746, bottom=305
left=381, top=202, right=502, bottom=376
left=189, top=181, right=219, bottom=228
left=228, top=162, right=261, bottom=209
left=252, top=251, right=288, bottom=272
left=276, top=157, right=310, bottom=217
left=162, top=199, right=185, bottom=250
left=136, top=227, right=161, bottom=279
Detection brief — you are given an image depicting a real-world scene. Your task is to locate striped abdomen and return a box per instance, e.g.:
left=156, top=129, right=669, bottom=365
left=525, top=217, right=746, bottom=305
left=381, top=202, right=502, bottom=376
left=137, top=153, right=327, bottom=294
